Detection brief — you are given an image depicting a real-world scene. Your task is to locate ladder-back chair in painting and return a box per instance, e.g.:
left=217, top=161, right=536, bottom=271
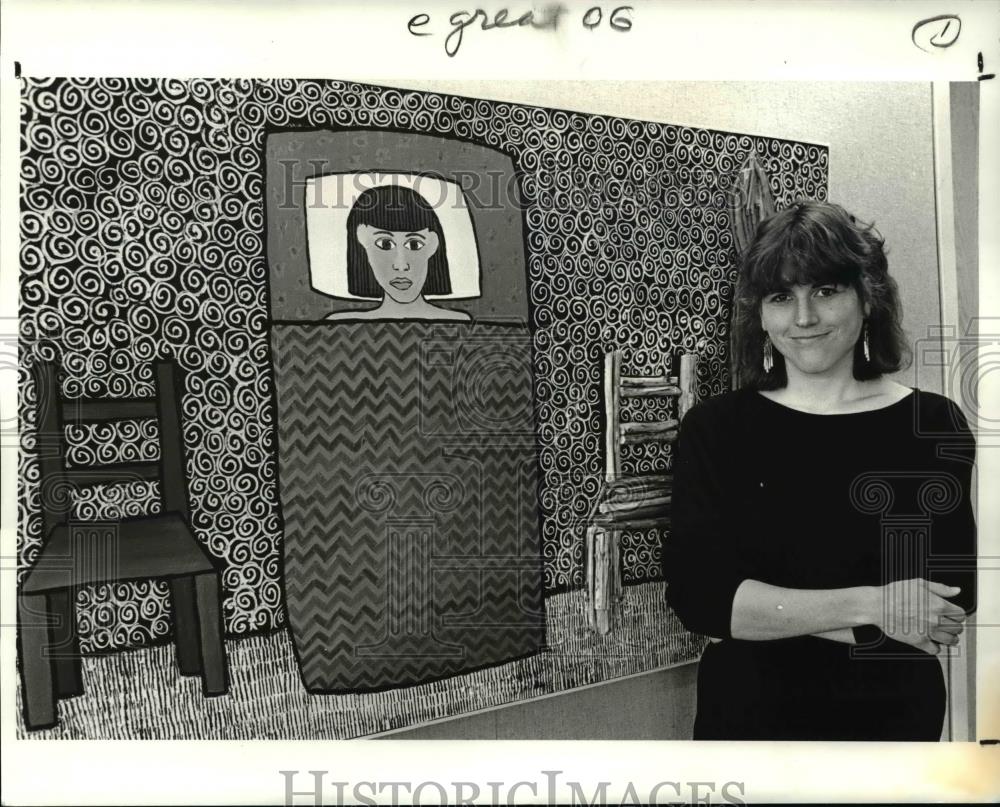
left=586, top=349, right=698, bottom=633
left=18, top=359, right=229, bottom=731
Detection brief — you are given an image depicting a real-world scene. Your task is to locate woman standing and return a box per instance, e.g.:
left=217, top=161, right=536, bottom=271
left=663, top=201, right=977, bottom=740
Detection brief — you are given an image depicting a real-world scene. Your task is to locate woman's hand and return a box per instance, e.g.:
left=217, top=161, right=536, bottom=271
left=876, top=579, right=967, bottom=655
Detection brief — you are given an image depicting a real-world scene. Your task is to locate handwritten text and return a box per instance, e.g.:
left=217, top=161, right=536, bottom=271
left=408, top=4, right=634, bottom=57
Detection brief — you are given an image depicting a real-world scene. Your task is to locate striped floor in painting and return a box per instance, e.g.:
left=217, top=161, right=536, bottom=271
left=16, top=582, right=705, bottom=739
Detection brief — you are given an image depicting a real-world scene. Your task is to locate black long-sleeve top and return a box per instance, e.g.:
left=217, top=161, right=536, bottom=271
left=662, top=388, right=977, bottom=740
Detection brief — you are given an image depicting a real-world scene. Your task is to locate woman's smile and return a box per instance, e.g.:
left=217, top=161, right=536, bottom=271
left=389, top=278, right=413, bottom=290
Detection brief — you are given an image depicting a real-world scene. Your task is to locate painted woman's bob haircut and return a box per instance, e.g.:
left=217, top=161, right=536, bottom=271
left=733, top=200, right=910, bottom=390
left=346, top=184, right=452, bottom=298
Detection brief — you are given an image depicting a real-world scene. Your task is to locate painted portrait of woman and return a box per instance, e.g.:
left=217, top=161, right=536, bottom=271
left=327, top=184, right=471, bottom=321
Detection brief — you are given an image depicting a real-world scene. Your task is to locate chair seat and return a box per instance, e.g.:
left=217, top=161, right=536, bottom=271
left=22, top=513, right=216, bottom=594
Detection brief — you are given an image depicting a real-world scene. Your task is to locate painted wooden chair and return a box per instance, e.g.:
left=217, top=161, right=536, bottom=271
left=586, top=349, right=698, bottom=633
left=18, top=359, right=228, bottom=730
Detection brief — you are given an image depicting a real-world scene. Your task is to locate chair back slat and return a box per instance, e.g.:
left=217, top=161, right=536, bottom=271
left=620, top=375, right=675, bottom=388
left=61, top=399, right=158, bottom=423
left=63, top=463, right=161, bottom=488
left=155, top=361, right=190, bottom=519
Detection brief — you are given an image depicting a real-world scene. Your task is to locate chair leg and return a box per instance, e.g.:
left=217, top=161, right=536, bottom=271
left=169, top=576, right=202, bottom=676
left=18, top=593, right=58, bottom=730
left=590, top=527, right=615, bottom=635
left=194, top=572, right=228, bottom=696
left=585, top=525, right=598, bottom=629
left=48, top=589, right=84, bottom=698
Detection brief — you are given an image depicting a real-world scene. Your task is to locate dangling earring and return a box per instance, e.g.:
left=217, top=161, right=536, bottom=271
left=862, top=322, right=870, bottom=362
left=763, top=334, right=774, bottom=373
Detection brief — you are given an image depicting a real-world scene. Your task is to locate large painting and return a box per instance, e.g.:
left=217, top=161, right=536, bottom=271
left=16, top=77, right=827, bottom=737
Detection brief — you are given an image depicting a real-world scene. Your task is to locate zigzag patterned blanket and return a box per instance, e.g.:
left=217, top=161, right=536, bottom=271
left=271, top=321, right=546, bottom=692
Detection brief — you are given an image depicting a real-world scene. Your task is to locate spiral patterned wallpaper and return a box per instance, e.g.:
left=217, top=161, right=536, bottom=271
left=18, top=77, right=827, bottom=653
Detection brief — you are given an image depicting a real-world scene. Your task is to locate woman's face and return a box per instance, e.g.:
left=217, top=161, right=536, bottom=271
left=356, top=224, right=440, bottom=304
left=761, top=281, right=869, bottom=380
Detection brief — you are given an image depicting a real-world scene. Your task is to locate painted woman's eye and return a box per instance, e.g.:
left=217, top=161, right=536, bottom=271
left=404, top=238, right=425, bottom=251
left=765, top=292, right=790, bottom=304
left=374, top=237, right=394, bottom=251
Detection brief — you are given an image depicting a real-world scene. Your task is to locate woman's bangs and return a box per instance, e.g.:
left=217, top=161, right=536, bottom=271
left=355, top=186, right=438, bottom=233
left=777, top=256, right=856, bottom=291
left=748, top=237, right=857, bottom=296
